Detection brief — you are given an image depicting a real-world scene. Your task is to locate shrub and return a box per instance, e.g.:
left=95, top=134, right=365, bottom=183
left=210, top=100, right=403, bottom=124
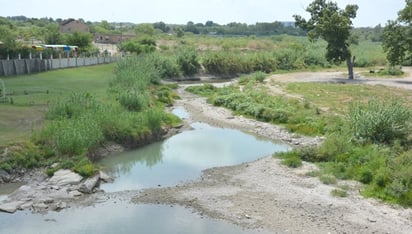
left=145, top=108, right=164, bottom=131
left=358, top=168, right=374, bottom=184
left=118, top=91, right=149, bottom=111
left=148, top=53, right=180, bottom=79
left=276, top=150, right=302, bottom=168
left=202, top=51, right=241, bottom=75
left=282, top=155, right=303, bottom=168
left=317, top=133, right=351, bottom=162
left=113, top=55, right=161, bottom=90
left=250, top=71, right=267, bottom=82
left=349, top=98, right=411, bottom=145
left=320, top=174, right=337, bottom=184
left=176, top=47, right=201, bottom=76
left=185, top=83, right=217, bottom=96
left=377, top=67, right=404, bottom=76
left=298, top=146, right=320, bottom=162
left=274, top=48, right=304, bottom=70
left=154, top=85, right=179, bottom=105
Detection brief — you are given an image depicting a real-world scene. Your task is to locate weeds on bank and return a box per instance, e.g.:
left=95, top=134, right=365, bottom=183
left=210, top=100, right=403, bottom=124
left=1, top=56, right=181, bottom=177
left=187, top=74, right=329, bottom=136
left=274, top=99, right=412, bottom=207
left=187, top=73, right=412, bottom=206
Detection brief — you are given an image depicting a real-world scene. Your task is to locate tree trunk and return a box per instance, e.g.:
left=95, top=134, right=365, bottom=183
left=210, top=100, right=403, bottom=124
left=346, top=56, right=355, bottom=79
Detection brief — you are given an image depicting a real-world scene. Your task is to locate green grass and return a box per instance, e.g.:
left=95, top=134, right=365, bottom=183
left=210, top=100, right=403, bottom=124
left=0, top=64, right=116, bottom=145
left=1, top=57, right=181, bottom=176
left=283, top=82, right=412, bottom=114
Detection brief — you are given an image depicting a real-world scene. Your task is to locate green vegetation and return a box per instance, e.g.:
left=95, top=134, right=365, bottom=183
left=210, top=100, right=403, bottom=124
left=383, top=0, right=412, bottom=66
left=187, top=75, right=330, bottom=136
left=186, top=71, right=412, bottom=207
left=294, top=0, right=359, bottom=79
left=0, top=64, right=115, bottom=145
left=1, top=57, right=180, bottom=177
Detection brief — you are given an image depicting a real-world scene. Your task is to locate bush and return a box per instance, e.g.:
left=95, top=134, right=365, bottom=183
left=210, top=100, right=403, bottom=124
left=358, top=168, right=374, bottom=184
left=282, top=155, right=303, bottom=168
left=276, top=150, right=303, bottom=168
left=320, top=174, right=337, bottom=184
left=377, top=67, right=404, bottom=76
left=274, top=48, right=304, bottom=70
left=349, top=99, right=411, bottom=145
left=202, top=51, right=242, bottom=75
left=148, top=53, right=180, bottom=79
left=154, top=85, right=179, bottom=105
left=118, top=91, right=149, bottom=111
left=176, top=47, right=201, bottom=76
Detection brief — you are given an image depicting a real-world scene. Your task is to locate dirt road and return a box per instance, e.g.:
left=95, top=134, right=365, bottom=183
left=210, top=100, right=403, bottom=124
left=267, top=67, right=412, bottom=90
left=134, top=68, right=412, bottom=233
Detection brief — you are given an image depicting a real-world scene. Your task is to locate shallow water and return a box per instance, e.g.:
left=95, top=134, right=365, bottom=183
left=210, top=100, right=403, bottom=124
left=0, top=108, right=289, bottom=233
left=99, top=122, right=290, bottom=192
left=0, top=201, right=271, bottom=234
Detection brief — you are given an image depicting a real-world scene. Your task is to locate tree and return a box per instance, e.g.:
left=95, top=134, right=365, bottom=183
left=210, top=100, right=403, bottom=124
left=382, top=0, right=412, bottom=66
left=0, top=25, right=19, bottom=59
left=153, top=21, right=169, bottom=33
left=118, top=37, right=156, bottom=55
left=185, top=21, right=199, bottom=34
left=175, top=27, right=184, bottom=38
left=294, top=0, right=358, bottom=79
left=101, top=20, right=113, bottom=31
left=135, top=24, right=155, bottom=37
left=65, top=32, right=93, bottom=54
left=44, top=24, right=63, bottom=44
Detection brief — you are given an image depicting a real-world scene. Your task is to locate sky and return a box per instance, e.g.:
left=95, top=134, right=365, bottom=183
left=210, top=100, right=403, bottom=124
left=0, top=0, right=407, bottom=27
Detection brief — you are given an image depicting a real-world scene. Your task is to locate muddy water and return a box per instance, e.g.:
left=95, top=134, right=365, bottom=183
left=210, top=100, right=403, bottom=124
left=0, top=108, right=289, bottom=233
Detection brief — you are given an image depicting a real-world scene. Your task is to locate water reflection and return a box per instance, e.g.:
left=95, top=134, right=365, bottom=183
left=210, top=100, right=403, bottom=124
left=171, top=107, right=189, bottom=119
left=0, top=201, right=272, bottom=234
left=99, top=122, right=290, bottom=192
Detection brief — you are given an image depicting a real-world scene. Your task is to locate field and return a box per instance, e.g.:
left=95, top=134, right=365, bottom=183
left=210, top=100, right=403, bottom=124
left=0, top=64, right=115, bottom=145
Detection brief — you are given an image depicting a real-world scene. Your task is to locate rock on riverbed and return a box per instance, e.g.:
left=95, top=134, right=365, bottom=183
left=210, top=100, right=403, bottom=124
left=0, top=169, right=113, bottom=214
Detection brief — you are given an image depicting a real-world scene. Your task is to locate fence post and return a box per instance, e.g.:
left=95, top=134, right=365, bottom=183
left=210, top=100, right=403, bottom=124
left=25, top=59, right=30, bottom=74
left=1, top=61, right=6, bottom=76
left=13, top=60, right=17, bottom=75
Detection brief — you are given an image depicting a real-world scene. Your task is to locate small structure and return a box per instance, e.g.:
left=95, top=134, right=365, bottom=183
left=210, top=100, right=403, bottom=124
left=94, top=33, right=135, bottom=44
left=60, top=19, right=89, bottom=34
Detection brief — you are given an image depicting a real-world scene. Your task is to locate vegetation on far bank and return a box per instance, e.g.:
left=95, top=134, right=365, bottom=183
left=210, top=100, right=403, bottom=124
left=186, top=73, right=412, bottom=207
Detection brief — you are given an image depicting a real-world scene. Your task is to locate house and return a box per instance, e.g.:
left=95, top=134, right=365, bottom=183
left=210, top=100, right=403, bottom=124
left=94, top=33, right=135, bottom=44
left=60, top=19, right=89, bottom=34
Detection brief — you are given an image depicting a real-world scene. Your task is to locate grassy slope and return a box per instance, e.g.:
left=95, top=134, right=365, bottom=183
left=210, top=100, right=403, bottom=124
left=0, top=64, right=116, bottom=145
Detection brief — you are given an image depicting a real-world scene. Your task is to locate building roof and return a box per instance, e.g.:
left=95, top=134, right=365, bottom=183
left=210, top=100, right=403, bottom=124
left=61, top=18, right=76, bottom=26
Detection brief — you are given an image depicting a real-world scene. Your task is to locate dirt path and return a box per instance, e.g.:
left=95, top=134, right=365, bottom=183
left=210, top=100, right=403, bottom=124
left=267, top=67, right=412, bottom=90
left=134, top=70, right=412, bottom=233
